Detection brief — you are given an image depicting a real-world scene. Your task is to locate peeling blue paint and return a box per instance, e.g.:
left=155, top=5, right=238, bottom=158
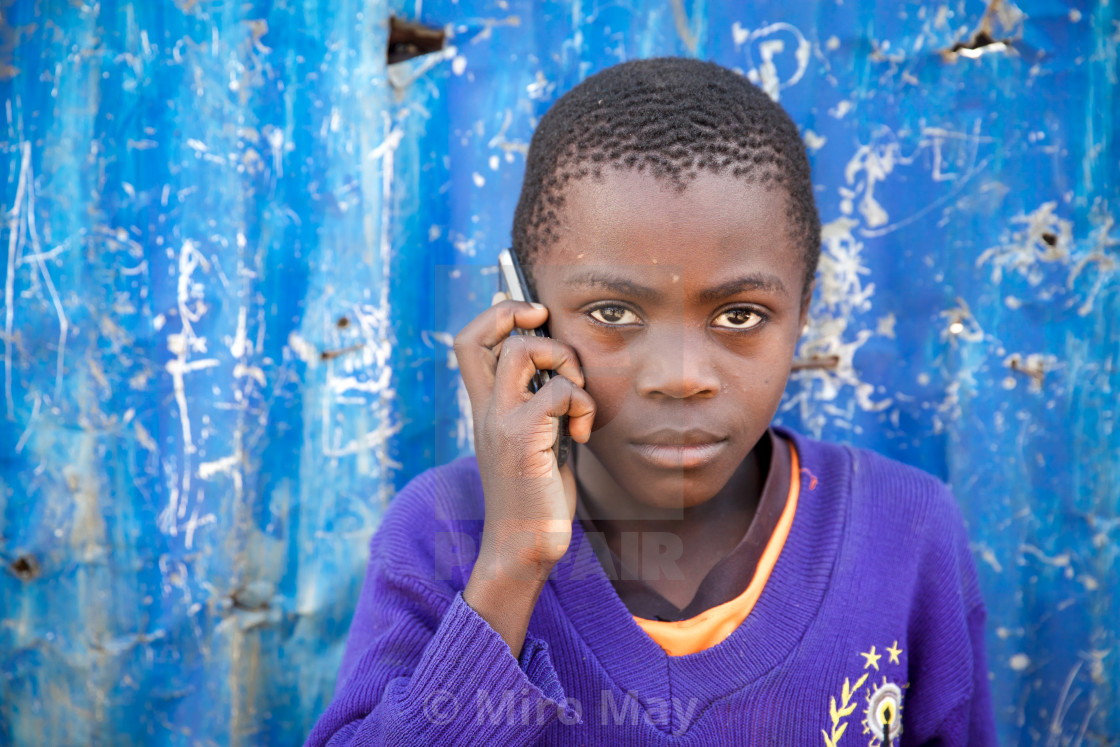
left=2, top=1, right=1117, bottom=745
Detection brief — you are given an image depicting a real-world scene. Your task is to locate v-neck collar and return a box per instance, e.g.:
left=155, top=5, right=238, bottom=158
left=546, top=427, right=850, bottom=716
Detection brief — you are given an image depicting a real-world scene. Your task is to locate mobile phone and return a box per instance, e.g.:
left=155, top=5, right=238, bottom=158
left=497, top=248, right=572, bottom=468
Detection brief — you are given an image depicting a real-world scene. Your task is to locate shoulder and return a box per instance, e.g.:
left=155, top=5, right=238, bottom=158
left=368, top=456, right=486, bottom=587
left=779, top=427, right=981, bottom=603
left=780, top=426, right=962, bottom=533
left=847, top=442, right=970, bottom=551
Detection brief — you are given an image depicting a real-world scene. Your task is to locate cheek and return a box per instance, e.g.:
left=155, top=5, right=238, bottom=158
left=582, top=363, right=632, bottom=432
left=565, top=342, right=633, bottom=433
left=721, top=342, right=795, bottom=394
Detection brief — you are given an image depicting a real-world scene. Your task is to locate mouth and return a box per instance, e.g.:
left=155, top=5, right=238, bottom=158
left=629, top=429, right=728, bottom=470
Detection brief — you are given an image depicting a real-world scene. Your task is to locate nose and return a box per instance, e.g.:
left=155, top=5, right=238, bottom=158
left=633, top=325, right=720, bottom=400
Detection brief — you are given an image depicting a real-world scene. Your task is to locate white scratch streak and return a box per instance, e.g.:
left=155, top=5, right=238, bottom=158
left=4, top=142, right=30, bottom=419
left=14, top=392, right=40, bottom=452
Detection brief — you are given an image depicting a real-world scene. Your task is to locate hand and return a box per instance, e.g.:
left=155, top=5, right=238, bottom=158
left=453, top=293, right=596, bottom=576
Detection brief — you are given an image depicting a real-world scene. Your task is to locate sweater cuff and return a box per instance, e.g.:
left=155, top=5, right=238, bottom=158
left=400, top=590, right=580, bottom=743
left=518, top=633, right=581, bottom=723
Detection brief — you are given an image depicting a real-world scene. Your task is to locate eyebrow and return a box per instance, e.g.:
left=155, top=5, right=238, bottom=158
left=695, top=273, right=788, bottom=302
left=565, top=272, right=660, bottom=301
left=565, top=270, right=787, bottom=302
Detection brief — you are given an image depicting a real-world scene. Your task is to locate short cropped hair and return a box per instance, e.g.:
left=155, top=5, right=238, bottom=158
left=512, top=57, right=821, bottom=299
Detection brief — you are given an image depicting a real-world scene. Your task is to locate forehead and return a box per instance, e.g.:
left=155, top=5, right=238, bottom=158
left=538, top=168, right=804, bottom=291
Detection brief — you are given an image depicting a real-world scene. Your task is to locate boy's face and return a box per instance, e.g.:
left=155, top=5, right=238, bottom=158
left=531, top=168, right=811, bottom=512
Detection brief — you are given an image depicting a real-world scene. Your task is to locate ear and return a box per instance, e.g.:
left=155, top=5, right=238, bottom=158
left=797, top=280, right=816, bottom=333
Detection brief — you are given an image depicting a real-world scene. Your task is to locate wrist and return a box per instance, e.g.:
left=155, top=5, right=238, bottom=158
left=463, top=559, right=547, bottom=660
left=478, top=517, right=572, bottom=568
left=471, top=543, right=557, bottom=590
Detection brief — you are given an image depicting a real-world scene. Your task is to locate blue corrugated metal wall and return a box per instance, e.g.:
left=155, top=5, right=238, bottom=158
left=1, top=1, right=1117, bottom=744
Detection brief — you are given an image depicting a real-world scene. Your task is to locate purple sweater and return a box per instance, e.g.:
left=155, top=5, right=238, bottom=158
left=305, top=428, right=996, bottom=746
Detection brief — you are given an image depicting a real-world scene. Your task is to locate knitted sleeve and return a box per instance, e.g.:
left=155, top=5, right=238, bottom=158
left=964, top=602, right=997, bottom=744
left=904, top=482, right=999, bottom=747
left=303, top=466, right=579, bottom=746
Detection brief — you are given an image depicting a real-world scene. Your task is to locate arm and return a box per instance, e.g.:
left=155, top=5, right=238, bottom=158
left=452, top=294, right=594, bottom=659
left=304, top=535, right=579, bottom=747
left=964, top=602, right=997, bottom=745
left=913, top=604, right=997, bottom=747
left=307, top=297, right=594, bottom=746
left=907, top=487, right=999, bottom=747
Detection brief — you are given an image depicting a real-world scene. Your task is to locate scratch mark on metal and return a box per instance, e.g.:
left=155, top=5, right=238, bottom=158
left=731, top=21, right=811, bottom=102
left=4, top=141, right=30, bottom=417
left=977, top=201, right=1072, bottom=285
left=668, top=0, right=698, bottom=55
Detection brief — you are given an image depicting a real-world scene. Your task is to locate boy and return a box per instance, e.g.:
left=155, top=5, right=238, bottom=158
left=305, top=57, right=995, bottom=746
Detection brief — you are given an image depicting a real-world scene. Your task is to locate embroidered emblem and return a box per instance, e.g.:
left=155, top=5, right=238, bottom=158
left=821, top=642, right=907, bottom=747
left=863, top=678, right=903, bottom=745
left=859, top=645, right=881, bottom=671
left=821, top=673, right=867, bottom=747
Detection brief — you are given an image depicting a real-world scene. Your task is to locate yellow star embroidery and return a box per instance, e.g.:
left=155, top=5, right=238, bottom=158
left=861, top=645, right=881, bottom=671
left=886, top=640, right=903, bottom=665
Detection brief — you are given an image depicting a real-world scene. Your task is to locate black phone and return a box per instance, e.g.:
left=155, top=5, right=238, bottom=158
left=497, top=248, right=572, bottom=468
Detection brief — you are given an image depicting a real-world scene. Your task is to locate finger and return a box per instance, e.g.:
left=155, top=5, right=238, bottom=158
left=461, top=300, right=548, bottom=350
left=454, top=300, right=549, bottom=405
left=498, top=334, right=584, bottom=390
left=521, top=376, right=597, bottom=445
left=484, top=291, right=513, bottom=360
left=492, top=335, right=585, bottom=408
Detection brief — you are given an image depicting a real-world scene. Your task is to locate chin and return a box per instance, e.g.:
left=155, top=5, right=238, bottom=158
left=601, top=448, right=742, bottom=511
left=635, top=471, right=732, bottom=509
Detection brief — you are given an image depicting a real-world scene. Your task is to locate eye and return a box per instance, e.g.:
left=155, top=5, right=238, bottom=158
left=712, top=308, right=766, bottom=330
left=589, top=305, right=640, bottom=326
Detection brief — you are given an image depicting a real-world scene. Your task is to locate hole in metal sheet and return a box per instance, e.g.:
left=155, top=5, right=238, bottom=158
left=229, top=580, right=273, bottom=612
left=950, top=30, right=1010, bottom=58
left=388, top=17, right=445, bottom=65
left=9, top=554, right=40, bottom=581
left=942, top=0, right=1021, bottom=60
left=1007, top=353, right=1048, bottom=390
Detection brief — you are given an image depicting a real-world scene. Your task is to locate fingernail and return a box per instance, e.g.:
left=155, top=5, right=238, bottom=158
left=530, top=302, right=546, bottom=310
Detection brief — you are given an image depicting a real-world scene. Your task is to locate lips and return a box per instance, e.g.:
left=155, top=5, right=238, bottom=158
left=629, top=429, right=728, bottom=470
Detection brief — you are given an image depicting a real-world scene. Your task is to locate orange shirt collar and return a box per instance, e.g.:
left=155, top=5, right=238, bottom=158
left=633, top=440, right=801, bottom=656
